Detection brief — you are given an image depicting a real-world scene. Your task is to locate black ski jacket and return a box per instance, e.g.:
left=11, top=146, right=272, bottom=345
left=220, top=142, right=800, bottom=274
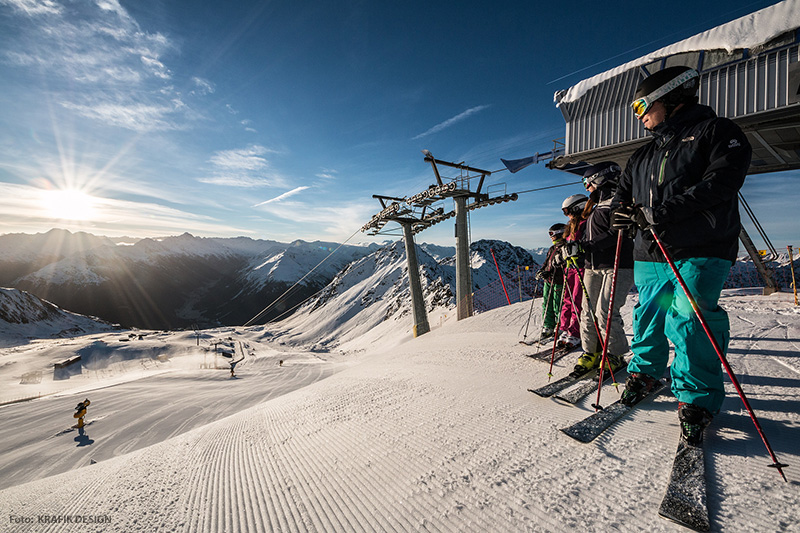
left=580, top=186, right=634, bottom=270
left=538, top=244, right=565, bottom=284
left=613, top=103, right=751, bottom=262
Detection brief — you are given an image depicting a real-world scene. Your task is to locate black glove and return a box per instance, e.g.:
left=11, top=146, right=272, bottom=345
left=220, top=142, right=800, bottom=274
left=610, top=205, right=636, bottom=232
left=632, top=205, right=657, bottom=230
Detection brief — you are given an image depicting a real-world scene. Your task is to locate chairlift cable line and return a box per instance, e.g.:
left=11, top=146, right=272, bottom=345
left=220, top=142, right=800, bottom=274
left=513, top=180, right=583, bottom=195
left=242, top=226, right=362, bottom=327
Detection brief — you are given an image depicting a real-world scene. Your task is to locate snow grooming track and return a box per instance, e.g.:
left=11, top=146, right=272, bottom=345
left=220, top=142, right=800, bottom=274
left=1, top=294, right=799, bottom=532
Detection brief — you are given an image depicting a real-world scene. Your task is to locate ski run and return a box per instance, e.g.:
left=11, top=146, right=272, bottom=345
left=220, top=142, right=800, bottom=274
left=0, top=289, right=799, bottom=532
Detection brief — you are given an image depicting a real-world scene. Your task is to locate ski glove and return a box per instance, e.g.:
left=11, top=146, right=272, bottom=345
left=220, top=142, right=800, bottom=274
left=561, top=242, right=582, bottom=260
left=610, top=205, right=636, bottom=233
left=632, top=206, right=657, bottom=230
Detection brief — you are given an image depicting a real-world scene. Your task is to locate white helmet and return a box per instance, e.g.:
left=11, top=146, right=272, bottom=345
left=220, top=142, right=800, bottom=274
left=561, top=194, right=588, bottom=215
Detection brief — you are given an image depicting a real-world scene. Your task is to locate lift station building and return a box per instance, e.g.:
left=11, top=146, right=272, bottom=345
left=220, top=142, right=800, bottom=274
left=550, top=0, right=800, bottom=290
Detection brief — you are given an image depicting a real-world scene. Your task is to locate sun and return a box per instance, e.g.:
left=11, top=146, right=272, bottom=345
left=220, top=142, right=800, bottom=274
left=40, top=188, right=99, bottom=221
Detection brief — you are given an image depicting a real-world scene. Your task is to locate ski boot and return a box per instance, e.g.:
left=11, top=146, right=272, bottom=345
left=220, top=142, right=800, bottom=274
left=605, top=353, right=627, bottom=372
left=620, top=372, right=657, bottom=406
left=678, top=402, right=713, bottom=446
left=557, top=334, right=580, bottom=349
left=570, top=352, right=600, bottom=377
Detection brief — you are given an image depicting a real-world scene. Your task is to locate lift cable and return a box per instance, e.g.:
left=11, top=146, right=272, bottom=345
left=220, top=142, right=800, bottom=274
left=242, top=226, right=363, bottom=327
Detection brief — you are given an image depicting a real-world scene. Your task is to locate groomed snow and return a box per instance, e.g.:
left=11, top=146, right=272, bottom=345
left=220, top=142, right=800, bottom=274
left=556, top=0, right=800, bottom=105
left=0, top=290, right=799, bottom=532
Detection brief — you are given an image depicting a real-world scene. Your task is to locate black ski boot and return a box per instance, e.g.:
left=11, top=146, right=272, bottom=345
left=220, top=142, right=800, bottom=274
left=678, top=402, right=713, bottom=446
left=620, top=372, right=657, bottom=406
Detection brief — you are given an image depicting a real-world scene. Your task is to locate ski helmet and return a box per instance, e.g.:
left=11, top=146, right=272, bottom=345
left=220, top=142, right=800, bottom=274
left=582, top=162, right=621, bottom=189
left=631, top=66, right=699, bottom=118
left=561, top=194, right=588, bottom=215
left=548, top=223, right=566, bottom=239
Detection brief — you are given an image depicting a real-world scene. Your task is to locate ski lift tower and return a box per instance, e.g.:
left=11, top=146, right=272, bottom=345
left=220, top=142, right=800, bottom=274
left=362, top=151, right=518, bottom=334
left=361, top=196, right=432, bottom=337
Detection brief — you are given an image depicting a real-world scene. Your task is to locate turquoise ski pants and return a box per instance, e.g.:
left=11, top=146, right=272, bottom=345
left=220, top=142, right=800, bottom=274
left=628, top=258, right=732, bottom=414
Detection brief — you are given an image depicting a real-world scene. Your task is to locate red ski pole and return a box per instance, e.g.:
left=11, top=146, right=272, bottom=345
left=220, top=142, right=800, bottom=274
left=491, top=248, right=512, bottom=306
left=649, top=227, right=788, bottom=481
left=592, top=230, right=625, bottom=411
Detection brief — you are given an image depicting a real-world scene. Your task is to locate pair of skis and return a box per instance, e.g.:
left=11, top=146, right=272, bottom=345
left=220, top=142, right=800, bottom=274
left=554, top=379, right=709, bottom=531
left=528, top=365, right=618, bottom=404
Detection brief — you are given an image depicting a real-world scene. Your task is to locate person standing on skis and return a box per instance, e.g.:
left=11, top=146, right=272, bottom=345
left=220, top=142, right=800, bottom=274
left=536, top=223, right=567, bottom=341
left=556, top=194, right=588, bottom=349
left=563, top=162, right=634, bottom=377
left=611, top=66, right=751, bottom=445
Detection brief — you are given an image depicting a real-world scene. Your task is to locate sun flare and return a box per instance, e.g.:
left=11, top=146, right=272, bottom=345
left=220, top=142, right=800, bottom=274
left=40, top=189, right=99, bottom=221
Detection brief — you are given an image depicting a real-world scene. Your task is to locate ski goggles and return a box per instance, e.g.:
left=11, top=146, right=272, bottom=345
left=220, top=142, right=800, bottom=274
left=548, top=229, right=564, bottom=239
left=582, top=164, right=621, bottom=189
left=631, top=69, right=699, bottom=118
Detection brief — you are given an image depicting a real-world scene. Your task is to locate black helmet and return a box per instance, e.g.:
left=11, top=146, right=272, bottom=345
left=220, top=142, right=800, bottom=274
left=548, top=223, right=566, bottom=240
left=582, top=162, right=621, bottom=189
left=631, top=66, right=699, bottom=118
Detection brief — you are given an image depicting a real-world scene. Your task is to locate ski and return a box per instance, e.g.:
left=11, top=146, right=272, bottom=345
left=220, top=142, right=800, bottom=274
left=554, top=368, right=624, bottom=404
left=527, top=344, right=579, bottom=363
left=658, top=438, right=709, bottom=532
left=528, top=366, right=594, bottom=397
left=560, top=380, right=665, bottom=443
left=519, top=336, right=552, bottom=347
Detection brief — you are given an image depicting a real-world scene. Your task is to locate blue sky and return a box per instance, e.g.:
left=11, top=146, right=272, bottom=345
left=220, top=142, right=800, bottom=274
left=0, top=0, right=795, bottom=249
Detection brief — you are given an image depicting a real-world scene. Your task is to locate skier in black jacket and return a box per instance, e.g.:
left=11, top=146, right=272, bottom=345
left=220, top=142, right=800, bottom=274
left=536, top=223, right=567, bottom=340
left=611, top=65, right=752, bottom=445
left=565, top=162, right=634, bottom=376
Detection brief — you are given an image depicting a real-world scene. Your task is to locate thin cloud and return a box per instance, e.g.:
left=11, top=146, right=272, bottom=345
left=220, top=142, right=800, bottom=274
left=60, top=99, right=183, bottom=132
left=0, top=181, right=250, bottom=237
left=413, top=104, right=491, bottom=140
left=251, top=198, right=375, bottom=240
left=201, top=145, right=288, bottom=188
left=190, top=77, right=215, bottom=95
left=1, top=0, right=62, bottom=16
left=316, top=168, right=338, bottom=179
left=253, top=186, right=310, bottom=207
left=4, top=0, right=183, bottom=132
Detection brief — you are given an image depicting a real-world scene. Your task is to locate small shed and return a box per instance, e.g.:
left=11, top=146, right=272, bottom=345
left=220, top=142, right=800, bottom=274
left=54, top=356, right=82, bottom=380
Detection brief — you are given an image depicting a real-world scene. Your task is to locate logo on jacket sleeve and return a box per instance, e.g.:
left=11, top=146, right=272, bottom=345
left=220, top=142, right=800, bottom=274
left=728, top=138, right=742, bottom=148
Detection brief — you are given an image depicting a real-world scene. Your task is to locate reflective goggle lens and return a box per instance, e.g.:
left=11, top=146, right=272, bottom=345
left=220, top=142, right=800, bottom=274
left=631, top=98, right=649, bottom=118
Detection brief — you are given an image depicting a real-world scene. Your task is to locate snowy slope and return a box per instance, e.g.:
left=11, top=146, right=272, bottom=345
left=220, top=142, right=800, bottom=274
left=0, top=289, right=798, bottom=532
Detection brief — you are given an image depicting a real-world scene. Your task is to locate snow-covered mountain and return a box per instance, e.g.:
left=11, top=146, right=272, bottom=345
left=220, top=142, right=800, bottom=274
left=1, top=230, right=379, bottom=329
left=0, top=287, right=114, bottom=346
left=263, top=239, right=536, bottom=351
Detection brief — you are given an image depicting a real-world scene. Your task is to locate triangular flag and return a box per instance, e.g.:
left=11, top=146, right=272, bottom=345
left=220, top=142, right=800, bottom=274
left=501, top=156, right=537, bottom=173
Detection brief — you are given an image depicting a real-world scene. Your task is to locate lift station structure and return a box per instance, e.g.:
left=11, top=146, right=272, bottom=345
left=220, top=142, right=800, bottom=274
left=362, top=151, right=517, bottom=336
left=550, top=0, right=800, bottom=292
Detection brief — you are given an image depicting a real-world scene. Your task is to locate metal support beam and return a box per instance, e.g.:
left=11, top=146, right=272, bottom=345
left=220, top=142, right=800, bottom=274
left=401, top=222, right=430, bottom=337
left=739, top=227, right=779, bottom=295
left=454, top=196, right=473, bottom=320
